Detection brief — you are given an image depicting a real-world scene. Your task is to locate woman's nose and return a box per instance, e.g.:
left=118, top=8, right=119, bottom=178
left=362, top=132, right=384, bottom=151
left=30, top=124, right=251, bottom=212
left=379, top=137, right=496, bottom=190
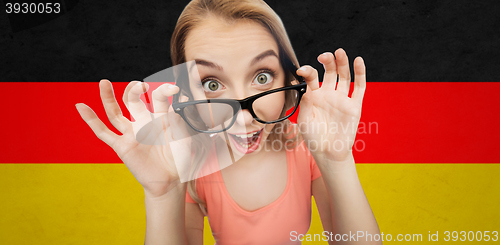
left=235, top=109, right=254, bottom=126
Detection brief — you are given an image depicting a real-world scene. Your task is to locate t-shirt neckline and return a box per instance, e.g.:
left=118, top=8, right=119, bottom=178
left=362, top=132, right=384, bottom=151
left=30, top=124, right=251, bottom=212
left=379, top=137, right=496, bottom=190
left=216, top=148, right=293, bottom=216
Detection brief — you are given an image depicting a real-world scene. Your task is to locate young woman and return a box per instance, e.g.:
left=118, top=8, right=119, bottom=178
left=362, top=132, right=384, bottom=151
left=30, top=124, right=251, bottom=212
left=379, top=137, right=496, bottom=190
left=76, top=0, right=381, bottom=244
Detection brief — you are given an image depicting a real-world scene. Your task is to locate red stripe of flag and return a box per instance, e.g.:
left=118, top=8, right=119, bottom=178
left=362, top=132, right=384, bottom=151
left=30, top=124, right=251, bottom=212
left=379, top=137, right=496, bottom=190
left=1, top=82, right=499, bottom=163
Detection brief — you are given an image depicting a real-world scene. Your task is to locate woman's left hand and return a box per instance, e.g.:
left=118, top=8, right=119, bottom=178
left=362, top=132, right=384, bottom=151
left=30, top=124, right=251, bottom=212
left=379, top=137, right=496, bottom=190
left=296, top=48, right=366, bottom=164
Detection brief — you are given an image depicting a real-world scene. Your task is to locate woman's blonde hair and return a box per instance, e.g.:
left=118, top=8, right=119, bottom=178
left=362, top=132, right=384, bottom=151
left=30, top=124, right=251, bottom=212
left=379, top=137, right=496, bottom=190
left=170, top=0, right=302, bottom=207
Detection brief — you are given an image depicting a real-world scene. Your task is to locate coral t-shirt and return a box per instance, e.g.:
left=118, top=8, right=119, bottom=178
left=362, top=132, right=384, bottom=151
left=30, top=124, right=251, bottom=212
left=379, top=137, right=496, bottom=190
left=185, top=140, right=322, bottom=244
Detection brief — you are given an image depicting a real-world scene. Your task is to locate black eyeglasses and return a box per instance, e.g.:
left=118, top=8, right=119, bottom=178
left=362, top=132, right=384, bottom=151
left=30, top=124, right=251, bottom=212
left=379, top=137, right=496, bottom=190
left=172, top=82, right=306, bottom=133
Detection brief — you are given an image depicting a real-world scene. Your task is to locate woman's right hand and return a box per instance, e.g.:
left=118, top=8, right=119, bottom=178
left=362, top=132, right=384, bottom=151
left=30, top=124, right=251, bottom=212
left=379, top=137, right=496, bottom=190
left=76, top=80, right=190, bottom=198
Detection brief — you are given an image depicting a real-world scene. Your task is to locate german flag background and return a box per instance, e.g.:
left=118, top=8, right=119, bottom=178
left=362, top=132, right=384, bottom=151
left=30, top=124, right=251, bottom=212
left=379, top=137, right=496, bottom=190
left=1, top=0, right=499, bottom=244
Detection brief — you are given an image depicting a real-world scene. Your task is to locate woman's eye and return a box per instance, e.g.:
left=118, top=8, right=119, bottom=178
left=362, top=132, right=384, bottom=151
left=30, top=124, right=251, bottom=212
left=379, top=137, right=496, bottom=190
left=254, top=72, right=273, bottom=85
left=203, top=80, right=221, bottom=92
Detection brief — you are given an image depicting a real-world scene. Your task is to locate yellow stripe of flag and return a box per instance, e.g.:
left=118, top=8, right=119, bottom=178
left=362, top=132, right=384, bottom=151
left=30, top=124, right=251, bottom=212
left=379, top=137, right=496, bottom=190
left=1, top=164, right=499, bottom=244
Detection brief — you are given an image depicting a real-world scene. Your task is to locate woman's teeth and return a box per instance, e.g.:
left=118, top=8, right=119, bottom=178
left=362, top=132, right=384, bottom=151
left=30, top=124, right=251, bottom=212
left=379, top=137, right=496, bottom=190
left=230, top=130, right=261, bottom=147
left=232, top=131, right=260, bottom=139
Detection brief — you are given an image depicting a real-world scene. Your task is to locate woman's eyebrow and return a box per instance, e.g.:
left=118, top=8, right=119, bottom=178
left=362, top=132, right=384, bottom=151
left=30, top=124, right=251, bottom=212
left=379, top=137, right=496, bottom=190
left=250, top=49, right=279, bottom=66
left=193, top=59, right=224, bottom=71
left=191, top=49, right=279, bottom=71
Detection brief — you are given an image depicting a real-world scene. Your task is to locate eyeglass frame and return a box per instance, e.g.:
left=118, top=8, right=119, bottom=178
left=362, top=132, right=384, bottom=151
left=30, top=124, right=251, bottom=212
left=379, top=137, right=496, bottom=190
left=172, top=83, right=306, bottom=133
left=172, top=59, right=307, bottom=134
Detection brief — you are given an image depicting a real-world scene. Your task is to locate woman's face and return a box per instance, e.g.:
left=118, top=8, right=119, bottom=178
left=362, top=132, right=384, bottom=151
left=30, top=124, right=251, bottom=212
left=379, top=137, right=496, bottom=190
left=184, top=17, right=286, bottom=155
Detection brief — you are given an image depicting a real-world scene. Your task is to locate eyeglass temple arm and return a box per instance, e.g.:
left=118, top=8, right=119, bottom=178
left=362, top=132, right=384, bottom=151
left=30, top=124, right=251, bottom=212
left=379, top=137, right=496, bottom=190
left=283, top=56, right=305, bottom=83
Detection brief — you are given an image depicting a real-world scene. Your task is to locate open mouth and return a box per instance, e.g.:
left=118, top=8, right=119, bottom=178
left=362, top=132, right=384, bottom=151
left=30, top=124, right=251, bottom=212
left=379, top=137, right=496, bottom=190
left=227, top=128, right=264, bottom=154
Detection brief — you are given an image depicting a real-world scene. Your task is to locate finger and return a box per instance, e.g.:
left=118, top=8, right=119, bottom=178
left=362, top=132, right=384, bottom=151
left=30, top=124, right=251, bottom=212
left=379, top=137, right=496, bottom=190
left=351, top=57, right=366, bottom=105
left=297, top=90, right=314, bottom=127
left=123, top=81, right=151, bottom=121
left=152, top=83, right=179, bottom=116
left=99, top=79, right=131, bottom=134
left=296, top=65, right=320, bottom=91
left=76, top=103, right=119, bottom=147
left=334, top=48, right=351, bottom=95
left=317, top=52, right=337, bottom=88
left=166, top=99, right=191, bottom=141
